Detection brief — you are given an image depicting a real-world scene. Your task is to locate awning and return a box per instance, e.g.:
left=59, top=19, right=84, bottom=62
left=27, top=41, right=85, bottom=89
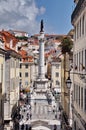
left=32, top=126, right=51, bottom=130
left=48, top=120, right=60, bottom=125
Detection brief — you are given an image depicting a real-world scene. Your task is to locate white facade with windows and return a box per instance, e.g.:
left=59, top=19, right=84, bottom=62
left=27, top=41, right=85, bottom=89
left=19, top=62, right=37, bottom=90
left=20, top=63, right=31, bottom=89
left=51, top=61, right=61, bottom=93
left=71, top=0, right=86, bottom=129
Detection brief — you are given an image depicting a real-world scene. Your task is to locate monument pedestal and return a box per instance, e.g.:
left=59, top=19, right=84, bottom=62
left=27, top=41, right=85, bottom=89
left=34, top=79, right=49, bottom=99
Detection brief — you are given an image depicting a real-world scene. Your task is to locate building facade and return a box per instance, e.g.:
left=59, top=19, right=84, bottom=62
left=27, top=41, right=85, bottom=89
left=51, top=59, right=61, bottom=94
left=0, top=41, right=6, bottom=129
left=71, top=0, right=86, bottom=129
left=60, top=39, right=73, bottom=129
left=19, top=62, right=33, bottom=90
left=60, top=53, right=71, bottom=129
left=0, top=30, right=21, bottom=130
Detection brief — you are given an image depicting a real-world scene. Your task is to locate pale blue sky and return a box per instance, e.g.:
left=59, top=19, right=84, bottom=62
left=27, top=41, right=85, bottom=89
left=0, top=0, right=74, bottom=35
left=36, top=0, right=74, bottom=34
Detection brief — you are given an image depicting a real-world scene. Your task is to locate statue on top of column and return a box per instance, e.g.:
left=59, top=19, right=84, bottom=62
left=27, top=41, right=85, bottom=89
left=40, top=19, right=44, bottom=32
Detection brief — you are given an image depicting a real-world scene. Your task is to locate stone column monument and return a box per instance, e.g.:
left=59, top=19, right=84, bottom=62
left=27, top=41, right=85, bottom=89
left=38, top=19, right=45, bottom=79
left=34, top=20, right=48, bottom=98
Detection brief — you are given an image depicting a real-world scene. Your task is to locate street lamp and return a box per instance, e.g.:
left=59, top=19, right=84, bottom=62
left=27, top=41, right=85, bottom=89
left=66, top=71, right=72, bottom=89
left=66, top=70, right=72, bottom=127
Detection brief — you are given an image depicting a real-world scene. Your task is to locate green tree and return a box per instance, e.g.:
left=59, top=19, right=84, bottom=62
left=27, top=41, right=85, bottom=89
left=59, top=36, right=73, bottom=54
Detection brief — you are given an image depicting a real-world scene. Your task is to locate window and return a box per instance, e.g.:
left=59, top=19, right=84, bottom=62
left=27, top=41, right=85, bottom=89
left=77, top=22, right=79, bottom=39
left=56, top=72, right=59, bottom=77
left=85, top=50, right=86, bottom=71
left=82, top=15, right=84, bottom=35
left=74, top=54, right=76, bottom=66
left=25, top=72, right=28, bottom=77
left=11, top=58, right=15, bottom=68
left=84, top=89, right=86, bottom=111
left=16, top=60, right=19, bottom=68
left=74, top=26, right=76, bottom=40
left=82, top=50, right=83, bottom=67
left=81, top=87, right=83, bottom=109
left=20, top=64, right=22, bottom=68
left=56, top=80, right=60, bottom=85
left=80, top=18, right=81, bottom=37
left=25, top=64, right=28, bottom=68
left=74, top=84, right=75, bottom=101
left=25, top=81, right=28, bottom=86
left=20, top=72, right=22, bottom=77
left=56, top=64, right=59, bottom=69
left=76, top=85, right=78, bottom=103
left=19, top=82, right=22, bottom=87
left=79, top=86, right=80, bottom=106
left=77, top=53, right=78, bottom=69
left=79, top=52, right=80, bottom=71
left=1, top=64, right=3, bottom=82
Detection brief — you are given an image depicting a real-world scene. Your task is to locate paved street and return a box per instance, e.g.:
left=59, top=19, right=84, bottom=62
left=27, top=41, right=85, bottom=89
left=16, top=91, right=61, bottom=130
left=31, top=99, right=55, bottom=120
left=30, top=93, right=61, bottom=130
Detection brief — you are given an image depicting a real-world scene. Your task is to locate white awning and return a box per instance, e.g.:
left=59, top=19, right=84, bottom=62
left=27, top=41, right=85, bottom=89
left=32, top=126, right=51, bottom=130
left=48, top=120, right=60, bottom=125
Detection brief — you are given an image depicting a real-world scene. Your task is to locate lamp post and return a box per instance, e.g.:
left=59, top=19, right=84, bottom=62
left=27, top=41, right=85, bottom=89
left=66, top=71, right=72, bottom=89
left=66, top=70, right=72, bottom=126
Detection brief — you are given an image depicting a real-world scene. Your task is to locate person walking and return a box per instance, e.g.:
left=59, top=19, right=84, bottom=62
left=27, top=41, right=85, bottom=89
left=53, top=124, right=57, bottom=130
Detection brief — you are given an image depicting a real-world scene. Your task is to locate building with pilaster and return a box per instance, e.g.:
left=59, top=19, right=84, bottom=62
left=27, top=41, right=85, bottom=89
left=51, top=58, right=61, bottom=94
left=0, top=30, right=21, bottom=130
left=71, top=0, right=86, bottom=129
left=0, top=35, right=6, bottom=130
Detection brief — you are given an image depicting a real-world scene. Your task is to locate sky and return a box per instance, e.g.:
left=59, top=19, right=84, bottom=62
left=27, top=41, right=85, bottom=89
left=0, top=0, right=74, bottom=35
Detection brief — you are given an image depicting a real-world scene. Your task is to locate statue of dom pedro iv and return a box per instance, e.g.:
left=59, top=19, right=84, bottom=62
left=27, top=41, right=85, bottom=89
left=40, top=19, right=44, bottom=32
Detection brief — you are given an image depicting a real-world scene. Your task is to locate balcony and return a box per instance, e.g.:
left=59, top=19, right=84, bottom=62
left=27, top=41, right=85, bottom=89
left=71, top=0, right=85, bottom=23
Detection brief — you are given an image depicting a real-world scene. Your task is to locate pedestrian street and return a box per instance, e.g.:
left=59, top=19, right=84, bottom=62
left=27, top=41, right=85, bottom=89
left=31, top=100, right=56, bottom=120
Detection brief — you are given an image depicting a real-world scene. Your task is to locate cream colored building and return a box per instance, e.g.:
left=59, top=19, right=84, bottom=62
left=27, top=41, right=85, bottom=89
left=0, top=30, right=21, bottom=130
left=71, top=0, right=86, bottom=129
left=4, top=50, right=21, bottom=130
left=51, top=59, right=61, bottom=94
left=0, top=46, right=6, bottom=129
left=19, top=62, right=34, bottom=90
left=19, top=54, right=38, bottom=91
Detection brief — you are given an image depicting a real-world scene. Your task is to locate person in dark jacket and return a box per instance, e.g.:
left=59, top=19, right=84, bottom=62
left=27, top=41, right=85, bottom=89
left=29, top=126, right=32, bottom=130
left=53, top=124, right=57, bottom=130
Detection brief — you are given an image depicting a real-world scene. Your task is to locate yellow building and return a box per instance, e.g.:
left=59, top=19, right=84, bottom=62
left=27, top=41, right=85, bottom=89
left=0, top=48, right=6, bottom=130
left=60, top=48, right=73, bottom=130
